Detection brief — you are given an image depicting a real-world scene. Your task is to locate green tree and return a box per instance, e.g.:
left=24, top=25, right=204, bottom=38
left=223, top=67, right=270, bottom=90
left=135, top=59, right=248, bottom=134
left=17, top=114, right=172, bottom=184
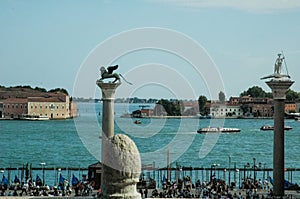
left=34, top=86, right=47, bottom=92
left=240, top=104, right=250, bottom=115
left=198, top=95, right=207, bottom=115
left=155, top=99, right=183, bottom=116
left=48, top=88, right=69, bottom=95
left=240, top=86, right=269, bottom=98
left=286, top=89, right=300, bottom=101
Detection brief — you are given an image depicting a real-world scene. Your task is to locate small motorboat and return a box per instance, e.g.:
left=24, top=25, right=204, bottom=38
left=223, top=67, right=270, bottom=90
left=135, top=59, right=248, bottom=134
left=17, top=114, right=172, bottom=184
left=134, top=119, right=141, bottom=124
left=197, top=127, right=240, bottom=134
left=260, top=125, right=292, bottom=131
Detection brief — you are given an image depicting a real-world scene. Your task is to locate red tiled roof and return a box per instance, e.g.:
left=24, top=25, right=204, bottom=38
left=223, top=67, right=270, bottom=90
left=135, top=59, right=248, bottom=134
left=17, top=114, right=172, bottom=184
left=27, top=96, right=66, bottom=102
left=2, top=98, right=28, bottom=103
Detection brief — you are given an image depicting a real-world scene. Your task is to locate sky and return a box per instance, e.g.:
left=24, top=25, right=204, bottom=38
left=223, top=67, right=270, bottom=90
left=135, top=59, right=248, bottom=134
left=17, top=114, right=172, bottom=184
left=1, top=0, right=300, bottom=100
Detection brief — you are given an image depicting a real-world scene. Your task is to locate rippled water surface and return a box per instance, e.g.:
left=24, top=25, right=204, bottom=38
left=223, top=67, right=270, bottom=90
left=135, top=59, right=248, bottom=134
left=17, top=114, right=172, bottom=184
left=1, top=102, right=300, bottom=183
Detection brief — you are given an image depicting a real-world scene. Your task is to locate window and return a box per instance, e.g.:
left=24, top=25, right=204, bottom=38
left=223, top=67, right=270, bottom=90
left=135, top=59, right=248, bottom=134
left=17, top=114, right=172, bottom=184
left=50, top=104, right=55, bottom=110
left=40, top=106, right=42, bottom=109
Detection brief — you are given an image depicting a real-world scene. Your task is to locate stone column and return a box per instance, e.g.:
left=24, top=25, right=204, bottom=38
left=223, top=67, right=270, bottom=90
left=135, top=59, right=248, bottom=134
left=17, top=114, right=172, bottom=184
left=96, top=81, right=141, bottom=199
left=266, top=80, right=294, bottom=197
left=97, top=81, right=121, bottom=139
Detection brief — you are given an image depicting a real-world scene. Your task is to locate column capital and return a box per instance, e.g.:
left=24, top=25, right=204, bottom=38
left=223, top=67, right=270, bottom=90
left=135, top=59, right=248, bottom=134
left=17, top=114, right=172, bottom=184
left=96, top=81, right=121, bottom=100
left=266, top=80, right=294, bottom=100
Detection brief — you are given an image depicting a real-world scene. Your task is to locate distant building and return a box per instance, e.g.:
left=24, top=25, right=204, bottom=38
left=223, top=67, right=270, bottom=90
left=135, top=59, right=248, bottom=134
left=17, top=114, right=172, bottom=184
left=0, top=87, right=77, bottom=119
left=228, top=97, right=240, bottom=105
left=285, top=101, right=296, bottom=113
left=296, top=102, right=300, bottom=113
left=27, top=95, right=72, bottom=119
left=2, top=98, right=28, bottom=119
left=0, top=102, right=3, bottom=118
left=252, top=104, right=273, bottom=117
left=210, top=104, right=243, bottom=118
left=141, top=109, right=153, bottom=117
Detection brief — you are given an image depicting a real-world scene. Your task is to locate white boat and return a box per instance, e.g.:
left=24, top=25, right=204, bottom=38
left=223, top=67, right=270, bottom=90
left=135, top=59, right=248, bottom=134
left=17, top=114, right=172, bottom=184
left=260, top=125, right=292, bottom=131
left=197, top=127, right=240, bottom=134
left=21, top=114, right=49, bottom=121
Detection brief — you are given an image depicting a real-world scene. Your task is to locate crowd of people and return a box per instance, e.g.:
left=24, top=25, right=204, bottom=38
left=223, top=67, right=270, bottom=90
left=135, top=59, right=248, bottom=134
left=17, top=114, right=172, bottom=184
left=1, top=172, right=297, bottom=198
left=138, top=174, right=276, bottom=198
left=0, top=173, right=94, bottom=197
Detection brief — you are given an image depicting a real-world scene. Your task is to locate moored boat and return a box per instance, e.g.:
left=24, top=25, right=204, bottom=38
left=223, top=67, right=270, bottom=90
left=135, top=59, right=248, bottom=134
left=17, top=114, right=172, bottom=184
left=260, top=125, right=292, bottom=131
left=21, top=114, right=49, bottom=121
left=197, top=127, right=240, bottom=134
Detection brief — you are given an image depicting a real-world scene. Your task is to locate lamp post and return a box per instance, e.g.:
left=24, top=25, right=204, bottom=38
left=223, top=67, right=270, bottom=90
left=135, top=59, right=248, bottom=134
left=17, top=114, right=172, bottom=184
left=244, top=163, right=250, bottom=180
left=253, top=158, right=256, bottom=183
left=57, top=168, right=61, bottom=186
left=228, top=156, right=231, bottom=185
left=40, top=162, right=46, bottom=186
left=236, top=169, right=240, bottom=188
left=210, top=163, right=220, bottom=181
left=263, top=163, right=266, bottom=182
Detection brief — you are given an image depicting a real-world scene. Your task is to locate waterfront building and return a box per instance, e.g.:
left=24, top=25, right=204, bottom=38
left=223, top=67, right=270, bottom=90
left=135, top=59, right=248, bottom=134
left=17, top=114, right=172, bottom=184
left=1, top=98, right=28, bottom=119
left=228, top=97, right=240, bottom=105
left=252, top=103, right=273, bottom=117
left=27, top=95, right=71, bottom=119
left=296, top=102, right=300, bottom=113
left=141, top=108, right=153, bottom=117
left=0, top=87, right=77, bottom=119
left=285, top=101, right=296, bottom=113
left=0, top=102, right=3, bottom=118
left=210, top=104, right=243, bottom=118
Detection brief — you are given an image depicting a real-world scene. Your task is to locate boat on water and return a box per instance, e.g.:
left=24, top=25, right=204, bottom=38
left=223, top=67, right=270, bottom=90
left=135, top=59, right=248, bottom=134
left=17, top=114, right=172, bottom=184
left=20, top=114, right=49, bottom=121
left=197, top=127, right=240, bottom=134
left=134, top=119, right=142, bottom=124
left=260, top=125, right=292, bottom=131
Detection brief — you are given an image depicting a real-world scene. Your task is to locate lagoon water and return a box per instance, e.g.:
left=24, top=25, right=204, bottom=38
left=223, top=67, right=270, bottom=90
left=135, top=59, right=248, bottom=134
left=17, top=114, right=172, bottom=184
left=1, top=102, right=300, bottom=185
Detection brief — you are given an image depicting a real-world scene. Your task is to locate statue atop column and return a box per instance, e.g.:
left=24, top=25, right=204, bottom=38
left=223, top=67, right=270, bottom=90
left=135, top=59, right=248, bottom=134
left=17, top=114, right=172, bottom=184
left=261, top=53, right=290, bottom=80
left=99, top=65, right=121, bottom=83
left=96, top=65, right=141, bottom=198
left=274, top=53, right=284, bottom=74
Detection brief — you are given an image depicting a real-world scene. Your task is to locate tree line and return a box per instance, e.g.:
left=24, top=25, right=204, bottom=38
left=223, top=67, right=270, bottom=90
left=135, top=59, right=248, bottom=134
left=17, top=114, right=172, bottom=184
left=0, top=85, right=69, bottom=95
left=197, top=86, right=300, bottom=115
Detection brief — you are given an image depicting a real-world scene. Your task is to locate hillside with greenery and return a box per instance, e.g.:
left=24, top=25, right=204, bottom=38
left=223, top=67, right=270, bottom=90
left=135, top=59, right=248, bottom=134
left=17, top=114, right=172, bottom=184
left=0, top=85, right=69, bottom=95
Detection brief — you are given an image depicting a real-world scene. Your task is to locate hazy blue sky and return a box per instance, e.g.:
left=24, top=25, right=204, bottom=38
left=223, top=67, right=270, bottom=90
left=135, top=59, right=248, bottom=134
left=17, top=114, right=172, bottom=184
left=1, top=0, right=300, bottom=100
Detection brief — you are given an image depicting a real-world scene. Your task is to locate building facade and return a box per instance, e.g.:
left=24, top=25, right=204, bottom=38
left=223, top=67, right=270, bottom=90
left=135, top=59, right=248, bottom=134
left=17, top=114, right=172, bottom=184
left=210, top=104, right=243, bottom=118
left=2, top=98, right=28, bottom=119
left=0, top=90, right=77, bottom=119
left=27, top=96, right=71, bottom=119
left=285, top=102, right=296, bottom=113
